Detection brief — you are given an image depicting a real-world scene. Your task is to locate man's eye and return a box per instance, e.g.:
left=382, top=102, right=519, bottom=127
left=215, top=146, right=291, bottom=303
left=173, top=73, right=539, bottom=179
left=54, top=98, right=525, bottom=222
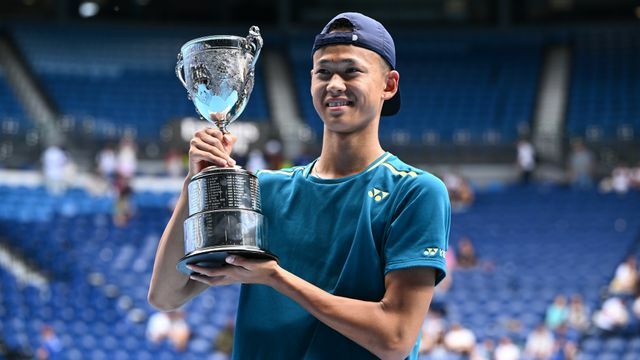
left=346, top=68, right=360, bottom=73
left=315, top=69, right=330, bottom=75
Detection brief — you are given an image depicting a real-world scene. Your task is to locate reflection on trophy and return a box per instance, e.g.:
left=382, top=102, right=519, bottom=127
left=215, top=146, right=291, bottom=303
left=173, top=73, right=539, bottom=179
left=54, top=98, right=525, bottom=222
left=174, top=26, right=277, bottom=274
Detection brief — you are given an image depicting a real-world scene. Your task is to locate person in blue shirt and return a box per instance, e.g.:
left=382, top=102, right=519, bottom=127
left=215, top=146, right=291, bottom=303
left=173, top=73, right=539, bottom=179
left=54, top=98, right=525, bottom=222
left=149, top=12, right=451, bottom=359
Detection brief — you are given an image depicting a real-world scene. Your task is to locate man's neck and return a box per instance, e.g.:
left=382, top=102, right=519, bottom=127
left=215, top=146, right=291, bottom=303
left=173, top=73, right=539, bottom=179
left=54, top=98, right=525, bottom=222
left=314, top=129, right=385, bottom=179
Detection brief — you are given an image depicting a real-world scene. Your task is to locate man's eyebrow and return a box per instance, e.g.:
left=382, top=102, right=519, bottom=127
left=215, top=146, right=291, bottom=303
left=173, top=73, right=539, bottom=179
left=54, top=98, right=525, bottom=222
left=316, top=58, right=359, bottom=65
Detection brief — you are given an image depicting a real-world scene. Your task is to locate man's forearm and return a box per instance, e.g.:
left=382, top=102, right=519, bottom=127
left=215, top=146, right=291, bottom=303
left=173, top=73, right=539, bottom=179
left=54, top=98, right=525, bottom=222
left=266, top=267, right=433, bottom=360
left=148, top=180, right=207, bottom=310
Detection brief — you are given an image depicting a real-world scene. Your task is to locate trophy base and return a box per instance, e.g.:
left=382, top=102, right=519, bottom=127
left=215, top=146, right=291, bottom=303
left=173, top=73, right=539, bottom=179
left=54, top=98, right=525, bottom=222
left=176, top=246, right=278, bottom=275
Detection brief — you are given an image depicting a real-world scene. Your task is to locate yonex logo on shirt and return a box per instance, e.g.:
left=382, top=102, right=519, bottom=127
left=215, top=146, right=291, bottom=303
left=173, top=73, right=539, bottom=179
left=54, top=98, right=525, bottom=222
left=423, top=247, right=446, bottom=258
left=367, top=188, right=389, bottom=202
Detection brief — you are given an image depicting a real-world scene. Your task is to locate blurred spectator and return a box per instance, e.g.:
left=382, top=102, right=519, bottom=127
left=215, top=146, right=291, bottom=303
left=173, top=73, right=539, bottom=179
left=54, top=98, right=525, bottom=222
left=113, top=177, right=134, bottom=227
left=214, top=320, right=234, bottom=355
left=435, top=247, right=456, bottom=295
left=146, top=310, right=191, bottom=351
left=524, top=323, right=554, bottom=360
left=431, top=247, right=456, bottom=310
left=599, top=163, right=633, bottom=194
left=471, top=338, right=495, bottom=360
left=85, top=170, right=110, bottom=197
left=36, top=325, right=62, bottom=360
left=632, top=295, right=640, bottom=320
left=517, top=138, right=536, bottom=184
left=446, top=246, right=457, bottom=271
left=611, top=164, right=632, bottom=194
left=631, top=162, right=640, bottom=189
left=494, top=337, right=520, bottom=360
left=442, top=169, right=475, bottom=211
left=567, top=294, right=590, bottom=332
left=545, top=295, right=569, bottom=330
left=264, top=139, right=291, bottom=170
left=41, top=144, right=68, bottom=195
left=567, top=139, right=594, bottom=189
left=419, top=310, right=446, bottom=354
left=609, top=255, right=638, bottom=295
left=96, top=144, right=117, bottom=184
left=550, top=338, right=578, bottom=360
left=428, top=332, right=450, bottom=360
left=165, top=148, right=185, bottom=177
left=552, top=323, right=579, bottom=346
left=592, top=296, right=629, bottom=333
left=456, top=236, right=478, bottom=269
left=245, top=149, right=267, bottom=173
left=443, top=323, right=476, bottom=356
left=117, top=136, right=137, bottom=180
left=433, top=250, right=454, bottom=300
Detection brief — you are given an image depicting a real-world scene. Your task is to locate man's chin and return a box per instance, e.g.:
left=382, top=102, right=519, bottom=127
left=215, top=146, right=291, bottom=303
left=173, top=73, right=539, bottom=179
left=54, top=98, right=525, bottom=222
left=322, top=121, right=361, bottom=135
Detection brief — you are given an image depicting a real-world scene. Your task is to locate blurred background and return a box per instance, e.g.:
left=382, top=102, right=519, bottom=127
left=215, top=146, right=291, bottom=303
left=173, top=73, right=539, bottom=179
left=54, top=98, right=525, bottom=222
left=0, top=0, right=639, bottom=359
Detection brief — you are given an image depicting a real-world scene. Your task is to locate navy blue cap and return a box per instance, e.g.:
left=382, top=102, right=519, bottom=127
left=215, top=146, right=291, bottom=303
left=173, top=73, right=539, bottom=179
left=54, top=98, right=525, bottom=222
left=312, top=12, right=400, bottom=116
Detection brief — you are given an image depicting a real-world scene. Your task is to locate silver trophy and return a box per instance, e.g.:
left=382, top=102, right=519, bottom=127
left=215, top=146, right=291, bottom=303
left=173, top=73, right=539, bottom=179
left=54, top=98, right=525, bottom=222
left=175, top=26, right=276, bottom=274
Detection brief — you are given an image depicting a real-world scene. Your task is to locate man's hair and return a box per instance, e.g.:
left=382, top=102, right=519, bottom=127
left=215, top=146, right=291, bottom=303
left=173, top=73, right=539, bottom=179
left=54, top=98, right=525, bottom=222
left=327, top=18, right=354, bottom=32
left=326, top=18, right=391, bottom=72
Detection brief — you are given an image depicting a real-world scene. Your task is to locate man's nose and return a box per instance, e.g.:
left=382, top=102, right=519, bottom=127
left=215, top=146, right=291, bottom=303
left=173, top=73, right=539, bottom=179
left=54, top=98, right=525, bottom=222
left=326, top=74, right=346, bottom=94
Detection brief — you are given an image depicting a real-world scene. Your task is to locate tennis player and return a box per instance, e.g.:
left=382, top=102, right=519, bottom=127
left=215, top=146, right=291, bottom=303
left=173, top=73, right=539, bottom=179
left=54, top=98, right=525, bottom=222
left=149, top=12, right=451, bottom=359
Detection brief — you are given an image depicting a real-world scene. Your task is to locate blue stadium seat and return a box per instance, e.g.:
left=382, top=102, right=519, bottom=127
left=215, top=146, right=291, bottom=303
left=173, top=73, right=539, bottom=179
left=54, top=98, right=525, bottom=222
left=290, top=30, right=543, bottom=144
left=566, top=27, right=640, bottom=140
left=0, top=72, right=31, bottom=133
left=9, top=23, right=270, bottom=140
left=2, top=182, right=639, bottom=357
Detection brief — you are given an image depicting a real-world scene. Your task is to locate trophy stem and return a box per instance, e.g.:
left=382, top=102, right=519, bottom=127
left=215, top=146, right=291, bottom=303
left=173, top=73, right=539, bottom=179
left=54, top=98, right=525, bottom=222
left=214, top=118, right=229, bottom=134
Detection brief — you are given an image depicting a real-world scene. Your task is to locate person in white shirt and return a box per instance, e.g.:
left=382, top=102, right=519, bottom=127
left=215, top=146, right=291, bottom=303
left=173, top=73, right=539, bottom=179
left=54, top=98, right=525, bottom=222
left=593, top=296, right=629, bottom=332
left=116, top=136, right=137, bottom=180
left=609, top=255, right=638, bottom=295
left=524, top=323, right=555, bottom=359
left=444, top=323, right=476, bottom=355
left=611, top=164, right=632, bottom=194
left=146, top=310, right=191, bottom=351
left=97, top=144, right=117, bottom=183
left=42, top=145, right=68, bottom=195
left=517, top=138, right=536, bottom=184
left=494, top=336, right=520, bottom=360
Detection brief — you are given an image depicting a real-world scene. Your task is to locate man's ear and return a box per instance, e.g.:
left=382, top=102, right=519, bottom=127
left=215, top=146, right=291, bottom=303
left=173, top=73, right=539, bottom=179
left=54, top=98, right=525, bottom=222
left=382, top=70, right=399, bottom=100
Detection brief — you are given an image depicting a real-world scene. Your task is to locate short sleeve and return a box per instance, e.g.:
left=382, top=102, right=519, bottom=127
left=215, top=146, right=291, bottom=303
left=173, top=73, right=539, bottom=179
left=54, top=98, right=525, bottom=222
left=383, top=174, right=451, bottom=286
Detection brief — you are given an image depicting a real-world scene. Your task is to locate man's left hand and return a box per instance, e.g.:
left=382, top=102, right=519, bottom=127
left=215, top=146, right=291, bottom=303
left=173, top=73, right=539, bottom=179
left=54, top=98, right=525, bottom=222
left=187, top=256, right=279, bottom=287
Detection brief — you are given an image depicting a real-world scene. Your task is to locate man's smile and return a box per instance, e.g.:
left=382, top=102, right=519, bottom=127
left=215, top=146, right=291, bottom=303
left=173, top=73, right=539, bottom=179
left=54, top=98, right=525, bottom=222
left=326, top=98, right=354, bottom=109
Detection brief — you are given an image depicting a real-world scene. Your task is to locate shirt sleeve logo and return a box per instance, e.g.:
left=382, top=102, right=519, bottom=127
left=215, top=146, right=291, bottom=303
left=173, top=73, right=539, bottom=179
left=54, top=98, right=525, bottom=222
left=424, top=247, right=446, bottom=258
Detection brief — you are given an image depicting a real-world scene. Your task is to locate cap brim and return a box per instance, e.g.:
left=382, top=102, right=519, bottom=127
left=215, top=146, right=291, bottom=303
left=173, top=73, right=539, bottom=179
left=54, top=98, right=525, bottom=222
left=381, top=88, right=401, bottom=116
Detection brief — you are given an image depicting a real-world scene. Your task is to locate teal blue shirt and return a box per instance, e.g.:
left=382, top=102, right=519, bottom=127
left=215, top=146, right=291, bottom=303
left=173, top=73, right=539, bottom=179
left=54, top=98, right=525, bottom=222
left=233, top=152, right=450, bottom=359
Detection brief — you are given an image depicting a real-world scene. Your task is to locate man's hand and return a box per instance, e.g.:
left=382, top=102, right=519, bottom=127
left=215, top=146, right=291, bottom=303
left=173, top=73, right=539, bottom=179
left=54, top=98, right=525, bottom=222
left=187, top=256, right=280, bottom=287
left=188, top=126, right=237, bottom=178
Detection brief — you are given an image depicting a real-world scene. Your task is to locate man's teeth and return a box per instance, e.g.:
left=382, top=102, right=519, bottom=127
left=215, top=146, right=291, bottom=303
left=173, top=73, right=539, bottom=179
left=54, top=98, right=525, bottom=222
left=328, top=101, right=349, bottom=107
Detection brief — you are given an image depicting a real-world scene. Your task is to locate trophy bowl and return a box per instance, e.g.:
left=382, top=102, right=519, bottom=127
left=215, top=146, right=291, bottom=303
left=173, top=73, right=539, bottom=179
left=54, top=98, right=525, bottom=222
left=175, top=26, right=277, bottom=275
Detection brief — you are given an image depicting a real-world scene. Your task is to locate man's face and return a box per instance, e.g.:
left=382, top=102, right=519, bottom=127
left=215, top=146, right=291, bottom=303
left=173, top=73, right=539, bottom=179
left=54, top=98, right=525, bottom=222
left=311, top=44, right=398, bottom=134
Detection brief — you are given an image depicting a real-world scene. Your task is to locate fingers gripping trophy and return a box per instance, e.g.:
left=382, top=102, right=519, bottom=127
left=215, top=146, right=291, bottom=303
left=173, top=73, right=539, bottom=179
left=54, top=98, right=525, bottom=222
left=175, top=26, right=277, bottom=274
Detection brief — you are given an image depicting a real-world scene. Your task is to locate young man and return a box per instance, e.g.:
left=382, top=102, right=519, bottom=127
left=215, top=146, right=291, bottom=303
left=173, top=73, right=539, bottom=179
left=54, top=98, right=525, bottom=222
left=149, top=12, right=450, bottom=359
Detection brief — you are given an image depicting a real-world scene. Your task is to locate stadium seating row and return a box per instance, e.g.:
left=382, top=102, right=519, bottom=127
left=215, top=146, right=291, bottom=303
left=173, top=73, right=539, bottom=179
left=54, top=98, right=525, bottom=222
left=1, top=184, right=639, bottom=357
left=2, top=24, right=639, bottom=144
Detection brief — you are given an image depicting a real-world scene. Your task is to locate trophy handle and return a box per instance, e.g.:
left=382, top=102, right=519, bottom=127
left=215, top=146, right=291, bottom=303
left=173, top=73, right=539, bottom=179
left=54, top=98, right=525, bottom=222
left=246, top=26, right=263, bottom=70
left=176, top=52, right=187, bottom=89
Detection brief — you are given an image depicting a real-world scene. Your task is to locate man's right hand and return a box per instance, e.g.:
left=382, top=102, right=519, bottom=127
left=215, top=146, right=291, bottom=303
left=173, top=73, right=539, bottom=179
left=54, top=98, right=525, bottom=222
left=188, top=127, right=237, bottom=178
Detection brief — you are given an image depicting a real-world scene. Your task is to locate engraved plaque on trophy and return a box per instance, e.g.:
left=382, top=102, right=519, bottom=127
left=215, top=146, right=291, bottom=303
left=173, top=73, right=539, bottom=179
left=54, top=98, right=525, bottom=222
left=174, top=26, right=276, bottom=274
